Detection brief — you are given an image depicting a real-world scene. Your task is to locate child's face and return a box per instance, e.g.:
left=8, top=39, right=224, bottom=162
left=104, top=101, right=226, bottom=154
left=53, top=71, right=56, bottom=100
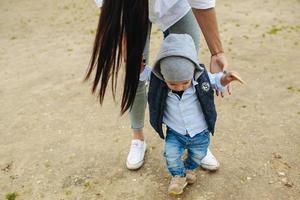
left=165, top=80, right=192, bottom=91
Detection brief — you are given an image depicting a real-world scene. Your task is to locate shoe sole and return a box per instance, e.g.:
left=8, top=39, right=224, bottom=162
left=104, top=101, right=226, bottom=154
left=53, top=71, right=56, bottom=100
left=126, top=160, right=144, bottom=170
left=168, top=182, right=188, bottom=195
left=200, top=163, right=220, bottom=171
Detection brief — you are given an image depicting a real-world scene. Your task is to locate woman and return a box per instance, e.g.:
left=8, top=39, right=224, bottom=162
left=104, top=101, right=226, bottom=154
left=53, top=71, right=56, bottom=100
left=86, top=0, right=229, bottom=170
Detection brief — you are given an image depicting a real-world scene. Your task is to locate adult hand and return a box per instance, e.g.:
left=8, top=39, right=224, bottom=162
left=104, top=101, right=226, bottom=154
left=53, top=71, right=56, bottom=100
left=210, top=52, right=231, bottom=97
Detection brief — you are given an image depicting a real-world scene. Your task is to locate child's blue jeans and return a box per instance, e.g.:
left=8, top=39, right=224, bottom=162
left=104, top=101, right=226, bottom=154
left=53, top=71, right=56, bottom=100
left=164, top=128, right=210, bottom=176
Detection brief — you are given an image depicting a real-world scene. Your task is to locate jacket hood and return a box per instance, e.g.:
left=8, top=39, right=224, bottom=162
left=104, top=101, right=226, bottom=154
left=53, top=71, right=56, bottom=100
left=152, top=34, right=204, bottom=81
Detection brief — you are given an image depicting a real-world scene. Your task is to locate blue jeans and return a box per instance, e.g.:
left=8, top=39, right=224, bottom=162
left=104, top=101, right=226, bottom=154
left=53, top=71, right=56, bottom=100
left=164, top=128, right=210, bottom=176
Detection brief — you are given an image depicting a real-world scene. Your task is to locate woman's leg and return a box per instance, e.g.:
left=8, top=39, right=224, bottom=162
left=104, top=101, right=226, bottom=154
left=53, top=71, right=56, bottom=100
left=129, top=80, right=147, bottom=140
left=165, top=10, right=201, bottom=52
left=126, top=23, right=152, bottom=170
left=129, top=22, right=151, bottom=138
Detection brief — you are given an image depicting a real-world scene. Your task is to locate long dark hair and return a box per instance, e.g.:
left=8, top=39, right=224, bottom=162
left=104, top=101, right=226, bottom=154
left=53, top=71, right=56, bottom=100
left=85, top=0, right=149, bottom=114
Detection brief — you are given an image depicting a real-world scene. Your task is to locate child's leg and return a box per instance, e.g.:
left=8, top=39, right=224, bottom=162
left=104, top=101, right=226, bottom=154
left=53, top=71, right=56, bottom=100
left=184, top=129, right=210, bottom=170
left=164, top=129, right=186, bottom=176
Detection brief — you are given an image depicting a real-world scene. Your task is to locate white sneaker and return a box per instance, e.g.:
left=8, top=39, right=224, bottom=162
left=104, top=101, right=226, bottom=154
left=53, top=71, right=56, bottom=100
left=126, top=139, right=147, bottom=170
left=200, top=148, right=220, bottom=171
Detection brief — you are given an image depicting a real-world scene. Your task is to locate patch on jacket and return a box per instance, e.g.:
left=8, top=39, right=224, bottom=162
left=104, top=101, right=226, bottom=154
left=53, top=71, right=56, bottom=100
left=201, top=82, right=210, bottom=92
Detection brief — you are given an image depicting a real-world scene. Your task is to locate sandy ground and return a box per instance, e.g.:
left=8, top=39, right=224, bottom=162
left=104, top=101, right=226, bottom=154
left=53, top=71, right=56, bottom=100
left=1, top=0, right=300, bottom=199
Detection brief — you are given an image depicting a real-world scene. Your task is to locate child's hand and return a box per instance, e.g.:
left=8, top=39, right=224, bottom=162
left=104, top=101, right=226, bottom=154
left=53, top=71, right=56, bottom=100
left=220, top=71, right=244, bottom=86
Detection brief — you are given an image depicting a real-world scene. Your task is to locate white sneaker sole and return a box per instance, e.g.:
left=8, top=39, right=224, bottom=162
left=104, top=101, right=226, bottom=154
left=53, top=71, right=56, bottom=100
left=200, top=162, right=220, bottom=171
left=126, top=159, right=144, bottom=170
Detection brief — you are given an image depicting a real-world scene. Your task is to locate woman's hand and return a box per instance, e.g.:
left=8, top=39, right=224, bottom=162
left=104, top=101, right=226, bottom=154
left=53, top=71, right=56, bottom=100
left=210, top=52, right=231, bottom=97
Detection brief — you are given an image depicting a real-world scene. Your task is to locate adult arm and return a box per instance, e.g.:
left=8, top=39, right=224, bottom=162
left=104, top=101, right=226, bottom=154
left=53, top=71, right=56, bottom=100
left=189, top=1, right=231, bottom=96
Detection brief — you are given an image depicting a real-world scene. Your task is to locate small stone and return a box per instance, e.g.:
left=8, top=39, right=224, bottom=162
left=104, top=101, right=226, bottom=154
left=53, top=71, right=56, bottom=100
left=272, top=153, right=282, bottom=159
left=1, top=162, right=13, bottom=172
left=268, top=180, right=274, bottom=184
left=284, top=181, right=293, bottom=188
left=281, top=177, right=293, bottom=187
left=207, top=192, right=214, bottom=195
left=132, top=179, right=137, bottom=182
left=283, top=162, right=292, bottom=168
left=278, top=172, right=286, bottom=177
left=247, top=177, right=252, bottom=180
left=10, top=175, right=18, bottom=180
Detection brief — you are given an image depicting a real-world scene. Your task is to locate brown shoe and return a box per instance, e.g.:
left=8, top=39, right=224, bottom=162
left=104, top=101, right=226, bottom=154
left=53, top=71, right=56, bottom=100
left=186, top=169, right=197, bottom=184
left=168, top=175, right=187, bottom=195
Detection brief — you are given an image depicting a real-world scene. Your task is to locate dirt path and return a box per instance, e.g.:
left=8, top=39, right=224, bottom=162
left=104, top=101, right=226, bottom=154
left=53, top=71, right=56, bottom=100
left=0, top=0, right=299, bottom=199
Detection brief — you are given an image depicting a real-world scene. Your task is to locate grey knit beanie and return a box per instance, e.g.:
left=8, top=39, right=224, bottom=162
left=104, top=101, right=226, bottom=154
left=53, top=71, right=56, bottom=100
left=160, top=56, right=195, bottom=81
